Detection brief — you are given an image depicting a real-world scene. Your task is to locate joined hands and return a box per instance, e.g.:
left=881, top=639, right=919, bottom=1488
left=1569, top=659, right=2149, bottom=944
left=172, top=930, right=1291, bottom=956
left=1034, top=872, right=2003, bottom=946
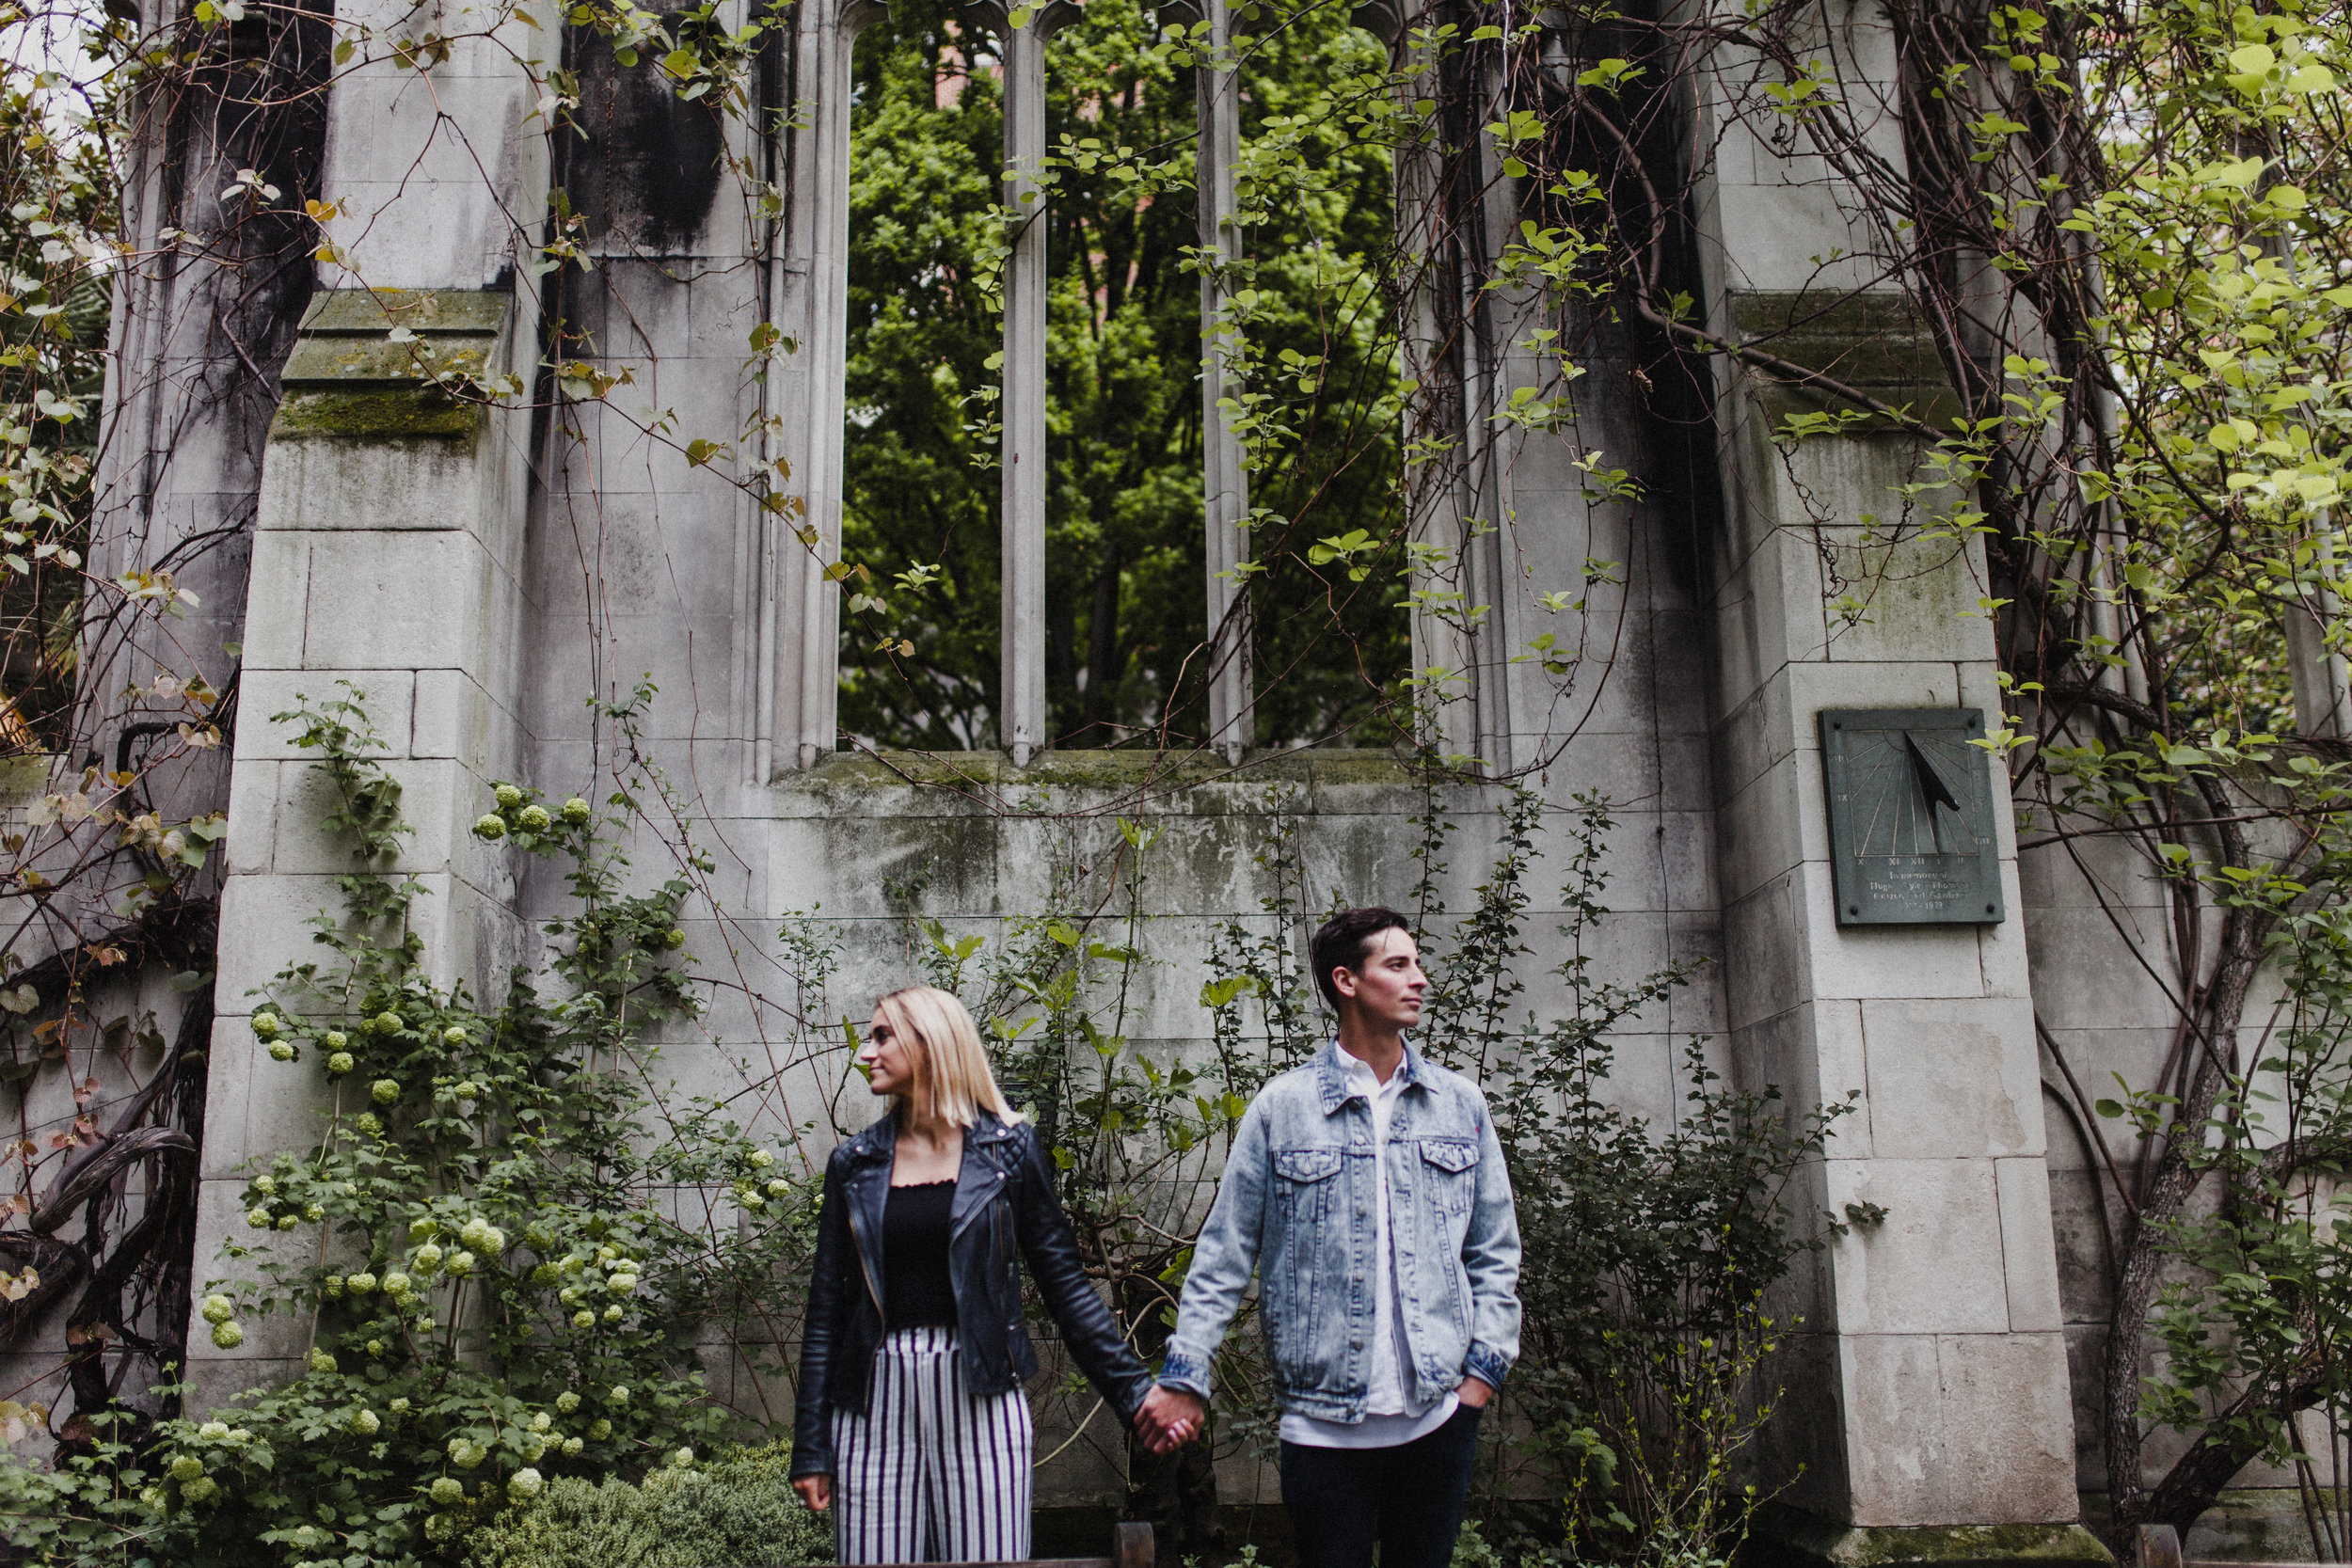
left=1134, top=1385, right=1207, bottom=1455
left=1133, top=1376, right=1490, bottom=1455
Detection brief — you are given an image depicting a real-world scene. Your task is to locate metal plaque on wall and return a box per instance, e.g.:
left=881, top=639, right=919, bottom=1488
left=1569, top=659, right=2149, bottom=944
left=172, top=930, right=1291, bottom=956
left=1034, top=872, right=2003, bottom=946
left=1819, top=707, right=2006, bottom=926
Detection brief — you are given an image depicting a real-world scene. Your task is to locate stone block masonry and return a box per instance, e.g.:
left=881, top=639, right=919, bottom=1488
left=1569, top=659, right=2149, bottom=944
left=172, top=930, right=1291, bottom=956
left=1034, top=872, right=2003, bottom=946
left=126, top=0, right=2173, bottom=1553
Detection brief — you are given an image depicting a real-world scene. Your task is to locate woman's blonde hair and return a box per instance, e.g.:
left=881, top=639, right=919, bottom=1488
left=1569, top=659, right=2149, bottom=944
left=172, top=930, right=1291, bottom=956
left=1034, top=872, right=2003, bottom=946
left=873, top=986, right=1020, bottom=1129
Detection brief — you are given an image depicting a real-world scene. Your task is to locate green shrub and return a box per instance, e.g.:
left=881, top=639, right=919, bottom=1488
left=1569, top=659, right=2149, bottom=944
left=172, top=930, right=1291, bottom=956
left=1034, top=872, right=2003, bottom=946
left=462, top=1443, right=829, bottom=1568
left=133, top=685, right=816, bottom=1565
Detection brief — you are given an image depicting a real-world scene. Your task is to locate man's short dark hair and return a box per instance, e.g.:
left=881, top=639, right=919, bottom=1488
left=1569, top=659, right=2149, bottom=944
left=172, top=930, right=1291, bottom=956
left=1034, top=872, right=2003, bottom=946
left=1310, top=907, right=1414, bottom=1011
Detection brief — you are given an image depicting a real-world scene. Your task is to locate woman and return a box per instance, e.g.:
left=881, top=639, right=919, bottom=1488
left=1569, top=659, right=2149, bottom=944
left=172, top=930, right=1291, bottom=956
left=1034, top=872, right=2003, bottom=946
left=790, top=986, right=1157, bottom=1562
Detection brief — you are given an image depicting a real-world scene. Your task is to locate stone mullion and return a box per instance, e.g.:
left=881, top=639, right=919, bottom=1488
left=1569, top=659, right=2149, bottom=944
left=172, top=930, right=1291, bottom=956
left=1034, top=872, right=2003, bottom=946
left=1387, top=19, right=1480, bottom=764
left=999, top=15, right=1058, bottom=766
left=766, top=0, right=879, bottom=775
left=1199, top=0, right=1253, bottom=762
left=1459, top=55, right=1516, bottom=770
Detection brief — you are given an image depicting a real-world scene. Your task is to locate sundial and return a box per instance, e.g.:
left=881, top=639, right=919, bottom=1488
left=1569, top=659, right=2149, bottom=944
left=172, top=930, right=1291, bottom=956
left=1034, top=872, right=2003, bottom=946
left=1819, top=708, right=2006, bottom=926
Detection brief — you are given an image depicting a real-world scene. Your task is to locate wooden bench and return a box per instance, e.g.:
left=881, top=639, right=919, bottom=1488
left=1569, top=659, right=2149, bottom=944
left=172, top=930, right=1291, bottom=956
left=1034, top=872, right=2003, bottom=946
left=862, top=1520, right=1153, bottom=1568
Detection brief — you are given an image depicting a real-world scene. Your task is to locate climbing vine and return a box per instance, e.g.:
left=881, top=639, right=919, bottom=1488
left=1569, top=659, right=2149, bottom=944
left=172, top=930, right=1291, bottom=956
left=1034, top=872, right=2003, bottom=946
left=7, top=0, right=2352, bottom=1554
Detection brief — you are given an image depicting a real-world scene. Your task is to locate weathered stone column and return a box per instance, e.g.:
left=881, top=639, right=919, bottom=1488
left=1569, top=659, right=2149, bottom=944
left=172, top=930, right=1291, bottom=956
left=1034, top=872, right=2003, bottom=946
left=1695, top=195, right=2108, bottom=1568
left=995, top=6, right=1073, bottom=765
left=1688, top=12, right=2106, bottom=1560
left=1197, top=0, right=1252, bottom=762
left=190, top=0, right=549, bottom=1399
left=190, top=289, right=539, bottom=1402
left=769, top=0, right=886, bottom=775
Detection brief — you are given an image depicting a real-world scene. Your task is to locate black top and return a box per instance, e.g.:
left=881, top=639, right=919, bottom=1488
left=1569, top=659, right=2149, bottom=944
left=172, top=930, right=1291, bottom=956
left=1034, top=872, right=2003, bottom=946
left=793, top=1111, right=1157, bottom=1481
left=882, top=1180, right=958, bottom=1331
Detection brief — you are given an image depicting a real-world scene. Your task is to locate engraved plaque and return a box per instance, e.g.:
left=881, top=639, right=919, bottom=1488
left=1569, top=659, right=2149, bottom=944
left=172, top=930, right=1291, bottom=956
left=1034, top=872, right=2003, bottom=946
left=1819, top=708, right=2005, bottom=926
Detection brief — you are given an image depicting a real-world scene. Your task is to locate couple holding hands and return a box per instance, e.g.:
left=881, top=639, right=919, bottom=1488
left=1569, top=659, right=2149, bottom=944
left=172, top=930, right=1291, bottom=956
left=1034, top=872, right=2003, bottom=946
left=790, top=907, right=1524, bottom=1568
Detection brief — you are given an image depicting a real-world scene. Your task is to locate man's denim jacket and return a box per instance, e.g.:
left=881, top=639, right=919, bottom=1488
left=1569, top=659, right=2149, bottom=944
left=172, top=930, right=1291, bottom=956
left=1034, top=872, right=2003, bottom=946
left=1159, top=1040, right=1522, bottom=1422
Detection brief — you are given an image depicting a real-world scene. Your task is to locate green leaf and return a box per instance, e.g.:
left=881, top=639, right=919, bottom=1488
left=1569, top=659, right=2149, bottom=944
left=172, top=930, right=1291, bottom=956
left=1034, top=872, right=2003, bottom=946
left=2226, top=42, right=2277, bottom=76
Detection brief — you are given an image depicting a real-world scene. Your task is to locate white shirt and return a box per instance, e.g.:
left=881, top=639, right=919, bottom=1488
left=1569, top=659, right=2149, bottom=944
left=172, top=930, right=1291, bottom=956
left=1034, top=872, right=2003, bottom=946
left=1279, top=1049, right=1460, bottom=1449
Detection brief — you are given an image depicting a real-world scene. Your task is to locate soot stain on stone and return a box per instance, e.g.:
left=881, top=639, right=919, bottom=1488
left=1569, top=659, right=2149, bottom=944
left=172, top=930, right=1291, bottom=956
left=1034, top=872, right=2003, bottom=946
left=564, top=24, right=725, bottom=256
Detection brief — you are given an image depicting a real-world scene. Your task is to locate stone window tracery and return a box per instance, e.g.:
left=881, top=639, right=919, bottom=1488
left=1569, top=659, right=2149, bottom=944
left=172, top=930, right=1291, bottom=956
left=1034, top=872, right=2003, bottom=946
left=766, top=0, right=1264, bottom=769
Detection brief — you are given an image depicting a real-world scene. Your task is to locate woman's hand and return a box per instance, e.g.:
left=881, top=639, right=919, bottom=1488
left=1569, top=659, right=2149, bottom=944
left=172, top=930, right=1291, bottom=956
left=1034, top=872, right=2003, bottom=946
left=1136, top=1385, right=1206, bottom=1454
left=793, top=1474, right=832, bottom=1513
left=1455, top=1376, right=1494, bottom=1410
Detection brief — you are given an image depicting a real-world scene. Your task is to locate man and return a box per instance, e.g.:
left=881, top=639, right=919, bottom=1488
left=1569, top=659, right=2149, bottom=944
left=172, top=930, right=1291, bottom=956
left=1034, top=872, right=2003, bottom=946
left=1137, top=907, right=1522, bottom=1568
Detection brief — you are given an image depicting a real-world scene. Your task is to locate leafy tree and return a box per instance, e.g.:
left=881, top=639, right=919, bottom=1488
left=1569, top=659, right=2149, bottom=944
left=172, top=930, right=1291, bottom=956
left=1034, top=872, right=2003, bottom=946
left=839, top=0, right=1408, bottom=751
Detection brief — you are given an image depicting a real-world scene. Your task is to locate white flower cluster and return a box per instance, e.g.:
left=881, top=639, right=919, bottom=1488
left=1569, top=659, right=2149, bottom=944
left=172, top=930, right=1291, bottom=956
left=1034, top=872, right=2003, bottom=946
left=473, top=784, right=589, bottom=843
left=459, top=1216, right=507, bottom=1255
left=199, top=1292, right=245, bottom=1350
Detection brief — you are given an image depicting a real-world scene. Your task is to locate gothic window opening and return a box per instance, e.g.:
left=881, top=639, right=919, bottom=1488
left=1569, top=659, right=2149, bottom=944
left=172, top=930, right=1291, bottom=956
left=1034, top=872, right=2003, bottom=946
left=818, top=0, right=1406, bottom=763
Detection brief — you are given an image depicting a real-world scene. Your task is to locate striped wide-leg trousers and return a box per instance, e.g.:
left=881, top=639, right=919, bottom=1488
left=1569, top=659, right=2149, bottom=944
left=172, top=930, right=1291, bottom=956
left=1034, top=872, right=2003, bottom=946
left=832, top=1325, right=1035, bottom=1564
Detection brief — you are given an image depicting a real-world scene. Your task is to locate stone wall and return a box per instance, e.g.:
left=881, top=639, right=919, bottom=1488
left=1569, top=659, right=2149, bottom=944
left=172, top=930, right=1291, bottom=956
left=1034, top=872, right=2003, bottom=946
left=88, top=1, right=2233, bottom=1561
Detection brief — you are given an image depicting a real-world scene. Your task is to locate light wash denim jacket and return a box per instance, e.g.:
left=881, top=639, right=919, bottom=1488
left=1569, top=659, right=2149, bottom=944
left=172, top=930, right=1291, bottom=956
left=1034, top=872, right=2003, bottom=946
left=1159, top=1040, right=1522, bottom=1422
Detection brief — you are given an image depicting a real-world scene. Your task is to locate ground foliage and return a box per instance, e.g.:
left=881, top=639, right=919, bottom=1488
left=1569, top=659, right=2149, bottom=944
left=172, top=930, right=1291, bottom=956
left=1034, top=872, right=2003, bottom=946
left=460, top=1441, right=829, bottom=1568
left=0, top=685, right=824, bottom=1565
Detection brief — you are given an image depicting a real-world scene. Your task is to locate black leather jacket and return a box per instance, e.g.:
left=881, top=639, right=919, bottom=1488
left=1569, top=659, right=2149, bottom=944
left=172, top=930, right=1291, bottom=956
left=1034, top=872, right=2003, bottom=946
left=791, top=1109, right=1152, bottom=1479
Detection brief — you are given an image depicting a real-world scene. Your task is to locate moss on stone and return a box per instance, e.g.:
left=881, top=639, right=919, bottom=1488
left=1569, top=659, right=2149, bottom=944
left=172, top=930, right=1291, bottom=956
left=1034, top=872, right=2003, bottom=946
left=766, top=748, right=1512, bottom=834
left=278, top=338, right=492, bottom=387
left=1841, top=1525, right=2111, bottom=1565
left=798, top=752, right=1005, bottom=788
left=302, top=287, right=510, bottom=336
left=1021, top=750, right=1208, bottom=788
left=1304, top=751, right=1422, bottom=786
left=271, top=389, right=482, bottom=442
left=1758, top=1516, right=2113, bottom=1568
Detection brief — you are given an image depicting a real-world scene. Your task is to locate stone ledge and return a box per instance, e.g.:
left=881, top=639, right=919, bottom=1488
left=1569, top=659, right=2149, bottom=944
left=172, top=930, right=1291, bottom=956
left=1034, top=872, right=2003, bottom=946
left=298, top=286, right=511, bottom=337
left=272, top=388, right=482, bottom=442
left=1730, top=289, right=1964, bottom=434
left=775, top=747, right=1437, bottom=794
left=2078, top=1489, right=2330, bottom=1562
left=271, top=287, right=511, bottom=442
left=1755, top=1512, right=2114, bottom=1568
left=281, top=338, right=495, bottom=386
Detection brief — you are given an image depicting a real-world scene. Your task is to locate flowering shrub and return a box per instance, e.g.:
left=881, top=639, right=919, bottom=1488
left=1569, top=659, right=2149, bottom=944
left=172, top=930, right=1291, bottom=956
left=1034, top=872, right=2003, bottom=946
left=461, top=1441, right=828, bottom=1568
left=131, top=686, right=815, bottom=1565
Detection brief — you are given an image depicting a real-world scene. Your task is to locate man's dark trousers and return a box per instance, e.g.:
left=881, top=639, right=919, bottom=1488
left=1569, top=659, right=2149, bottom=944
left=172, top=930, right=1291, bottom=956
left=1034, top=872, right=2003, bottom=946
left=1278, top=1404, right=1483, bottom=1568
